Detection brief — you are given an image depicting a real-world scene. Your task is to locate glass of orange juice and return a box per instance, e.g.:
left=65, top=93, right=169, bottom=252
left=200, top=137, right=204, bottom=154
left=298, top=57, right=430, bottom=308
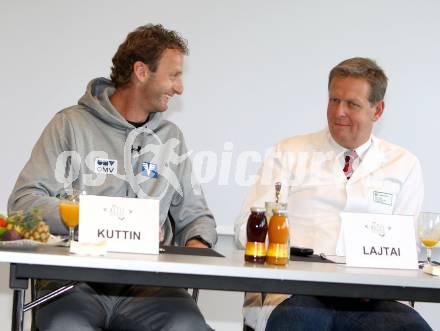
left=418, top=212, right=440, bottom=265
left=59, top=191, right=80, bottom=246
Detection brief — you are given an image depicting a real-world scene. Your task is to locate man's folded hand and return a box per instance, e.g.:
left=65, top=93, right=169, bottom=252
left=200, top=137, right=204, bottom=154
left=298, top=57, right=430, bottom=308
left=185, top=239, right=209, bottom=248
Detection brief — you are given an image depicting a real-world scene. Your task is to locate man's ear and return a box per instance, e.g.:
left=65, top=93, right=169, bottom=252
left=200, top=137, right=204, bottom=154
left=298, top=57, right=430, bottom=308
left=372, top=100, right=385, bottom=122
left=132, top=61, right=150, bottom=83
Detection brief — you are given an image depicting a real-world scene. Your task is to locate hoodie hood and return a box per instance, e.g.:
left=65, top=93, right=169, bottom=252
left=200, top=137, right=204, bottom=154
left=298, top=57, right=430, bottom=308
left=78, top=77, right=162, bottom=131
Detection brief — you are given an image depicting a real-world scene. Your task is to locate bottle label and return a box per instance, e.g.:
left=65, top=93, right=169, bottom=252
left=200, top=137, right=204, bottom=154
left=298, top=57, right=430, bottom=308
left=245, top=242, right=267, bottom=257
left=267, top=243, right=288, bottom=258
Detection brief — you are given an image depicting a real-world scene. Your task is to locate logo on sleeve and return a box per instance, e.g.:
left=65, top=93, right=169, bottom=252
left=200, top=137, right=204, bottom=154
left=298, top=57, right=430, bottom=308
left=141, top=162, right=158, bottom=178
left=95, top=158, right=118, bottom=174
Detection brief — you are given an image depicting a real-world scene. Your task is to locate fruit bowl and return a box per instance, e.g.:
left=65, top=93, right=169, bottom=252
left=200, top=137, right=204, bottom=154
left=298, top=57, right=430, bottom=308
left=0, top=235, right=64, bottom=249
left=0, top=239, right=44, bottom=248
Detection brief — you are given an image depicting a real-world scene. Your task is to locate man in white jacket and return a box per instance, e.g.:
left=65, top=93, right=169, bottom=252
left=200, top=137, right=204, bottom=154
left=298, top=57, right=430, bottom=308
left=235, top=58, right=431, bottom=331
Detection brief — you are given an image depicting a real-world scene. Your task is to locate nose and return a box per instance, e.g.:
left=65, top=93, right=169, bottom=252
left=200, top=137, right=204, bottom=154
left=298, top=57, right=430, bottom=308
left=174, top=79, right=183, bottom=95
left=334, top=100, right=347, bottom=117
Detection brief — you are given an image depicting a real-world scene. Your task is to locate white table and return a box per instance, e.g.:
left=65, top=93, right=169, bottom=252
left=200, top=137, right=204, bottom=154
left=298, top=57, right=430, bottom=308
left=1, top=239, right=440, bottom=331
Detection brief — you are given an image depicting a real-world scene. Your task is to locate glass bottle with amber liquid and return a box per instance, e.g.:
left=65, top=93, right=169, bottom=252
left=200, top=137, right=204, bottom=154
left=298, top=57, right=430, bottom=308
left=266, top=208, right=289, bottom=266
left=245, top=207, right=268, bottom=264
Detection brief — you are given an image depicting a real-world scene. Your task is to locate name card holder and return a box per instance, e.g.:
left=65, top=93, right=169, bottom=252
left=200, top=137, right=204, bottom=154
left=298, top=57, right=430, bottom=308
left=341, top=212, right=418, bottom=270
left=79, top=195, right=159, bottom=254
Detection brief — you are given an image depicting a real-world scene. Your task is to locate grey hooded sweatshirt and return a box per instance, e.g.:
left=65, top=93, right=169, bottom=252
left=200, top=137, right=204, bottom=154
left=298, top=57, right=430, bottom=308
left=8, top=78, right=217, bottom=247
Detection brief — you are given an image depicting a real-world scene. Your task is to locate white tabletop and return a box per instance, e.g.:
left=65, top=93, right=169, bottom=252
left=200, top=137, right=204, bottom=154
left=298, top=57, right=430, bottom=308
left=0, top=236, right=439, bottom=291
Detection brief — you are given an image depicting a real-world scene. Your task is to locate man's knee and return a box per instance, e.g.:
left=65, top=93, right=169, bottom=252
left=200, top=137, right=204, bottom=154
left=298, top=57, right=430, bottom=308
left=267, top=296, right=333, bottom=331
left=162, top=307, right=212, bottom=331
left=37, top=311, right=98, bottom=331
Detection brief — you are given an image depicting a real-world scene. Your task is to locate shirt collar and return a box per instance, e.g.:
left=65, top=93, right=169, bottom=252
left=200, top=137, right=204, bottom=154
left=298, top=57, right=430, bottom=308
left=352, top=138, right=372, bottom=161
left=326, top=129, right=372, bottom=161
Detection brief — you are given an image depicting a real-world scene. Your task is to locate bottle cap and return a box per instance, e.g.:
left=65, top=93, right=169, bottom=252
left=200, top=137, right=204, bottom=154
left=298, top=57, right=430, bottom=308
left=272, top=207, right=288, bottom=215
left=250, top=207, right=266, bottom=213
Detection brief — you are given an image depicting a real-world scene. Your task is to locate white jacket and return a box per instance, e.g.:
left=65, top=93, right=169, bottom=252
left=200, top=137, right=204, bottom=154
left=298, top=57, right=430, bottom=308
left=234, top=128, right=424, bottom=331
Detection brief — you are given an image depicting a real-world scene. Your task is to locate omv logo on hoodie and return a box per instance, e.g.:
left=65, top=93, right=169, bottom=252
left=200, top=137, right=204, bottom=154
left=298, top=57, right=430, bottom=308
left=141, top=162, right=158, bottom=178
left=95, top=158, right=118, bottom=174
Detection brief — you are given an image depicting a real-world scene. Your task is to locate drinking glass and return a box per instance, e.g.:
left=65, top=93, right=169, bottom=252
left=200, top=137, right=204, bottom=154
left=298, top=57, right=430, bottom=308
left=59, top=191, right=80, bottom=245
left=418, top=212, right=440, bottom=265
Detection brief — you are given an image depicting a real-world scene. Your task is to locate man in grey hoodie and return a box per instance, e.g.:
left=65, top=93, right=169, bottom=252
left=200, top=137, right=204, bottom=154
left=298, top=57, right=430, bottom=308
left=8, top=24, right=217, bottom=331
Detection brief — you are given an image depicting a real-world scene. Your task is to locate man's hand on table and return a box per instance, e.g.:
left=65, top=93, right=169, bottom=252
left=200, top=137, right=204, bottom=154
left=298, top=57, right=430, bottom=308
left=185, top=238, right=210, bottom=248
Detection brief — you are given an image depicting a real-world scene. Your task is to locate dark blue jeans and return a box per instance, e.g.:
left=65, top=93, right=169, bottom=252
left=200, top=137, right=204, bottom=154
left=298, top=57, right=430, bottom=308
left=266, top=295, right=432, bottom=331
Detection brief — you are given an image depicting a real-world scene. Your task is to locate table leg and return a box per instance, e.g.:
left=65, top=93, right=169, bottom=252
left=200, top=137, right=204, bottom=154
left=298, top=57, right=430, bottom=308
left=9, top=264, right=28, bottom=331
left=11, top=289, right=25, bottom=331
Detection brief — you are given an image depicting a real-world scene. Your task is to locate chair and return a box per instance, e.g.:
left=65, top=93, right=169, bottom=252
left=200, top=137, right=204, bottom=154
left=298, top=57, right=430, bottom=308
left=190, top=288, right=199, bottom=302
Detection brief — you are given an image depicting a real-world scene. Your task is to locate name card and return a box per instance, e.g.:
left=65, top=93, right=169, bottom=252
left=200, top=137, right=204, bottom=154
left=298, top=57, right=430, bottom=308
left=341, top=212, right=418, bottom=270
left=79, top=195, right=159, bottom=254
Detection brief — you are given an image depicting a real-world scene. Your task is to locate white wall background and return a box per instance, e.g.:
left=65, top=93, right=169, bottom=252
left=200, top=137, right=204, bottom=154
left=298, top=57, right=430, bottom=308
left=1, top=1, right=440, bottom=330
